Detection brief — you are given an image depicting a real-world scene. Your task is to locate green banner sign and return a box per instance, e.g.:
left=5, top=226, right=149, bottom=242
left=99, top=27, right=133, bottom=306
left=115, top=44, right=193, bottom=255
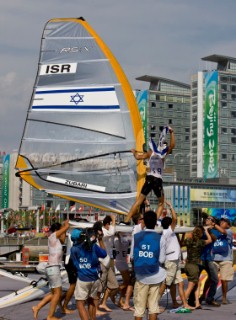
left=2, top=154, right=10, bottom=208
left=204, top=71, right=218, bottom=179
left=136, top=90, right=148, bottom=147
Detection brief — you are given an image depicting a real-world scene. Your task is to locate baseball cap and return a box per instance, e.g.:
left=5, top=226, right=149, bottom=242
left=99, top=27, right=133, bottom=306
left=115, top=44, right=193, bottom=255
left=71, top=228, right=82, bottom=242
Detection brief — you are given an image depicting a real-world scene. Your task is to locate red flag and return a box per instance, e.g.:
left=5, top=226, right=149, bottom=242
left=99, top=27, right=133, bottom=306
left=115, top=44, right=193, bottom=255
left=77, top=205, right=84, bottom=212
left=70, top=204, right=76, bottom=212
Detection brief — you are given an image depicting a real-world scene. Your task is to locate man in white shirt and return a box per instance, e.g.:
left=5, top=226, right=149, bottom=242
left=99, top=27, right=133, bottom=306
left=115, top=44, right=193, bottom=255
left=98, top=215, right=119, bottom=312
left=158, top=201, right=192, bottom=310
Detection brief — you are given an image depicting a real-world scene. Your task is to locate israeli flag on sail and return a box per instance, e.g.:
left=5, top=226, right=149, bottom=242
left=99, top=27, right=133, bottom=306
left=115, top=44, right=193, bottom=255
left=149, top=126, right=169, bottom=158
left=32, top=86, right=120, bottom=112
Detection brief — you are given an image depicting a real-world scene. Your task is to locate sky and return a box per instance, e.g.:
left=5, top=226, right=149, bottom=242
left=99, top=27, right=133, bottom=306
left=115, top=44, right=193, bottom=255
left=1, top=0, right=236, bottom=153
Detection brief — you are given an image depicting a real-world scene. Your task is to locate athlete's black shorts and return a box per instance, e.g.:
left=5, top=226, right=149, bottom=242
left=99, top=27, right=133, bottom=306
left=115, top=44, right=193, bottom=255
left=141, top=175, right=164, bottom=198
left=65, top=257, right=77, bottom=284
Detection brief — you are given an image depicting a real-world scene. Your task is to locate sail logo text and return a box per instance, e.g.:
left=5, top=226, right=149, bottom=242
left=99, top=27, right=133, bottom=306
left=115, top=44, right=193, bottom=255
left=46, top=176, right=106, bottom=192
left=65, top=179, right=87, bottom=189
left=60, top=46, right=92, bottom=53
left=40, top=63, right=77, bottom=75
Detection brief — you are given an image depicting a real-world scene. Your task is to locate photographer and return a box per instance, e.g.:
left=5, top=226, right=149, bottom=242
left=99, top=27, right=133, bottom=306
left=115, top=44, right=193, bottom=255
left=70, top=227, right=108, bottom=320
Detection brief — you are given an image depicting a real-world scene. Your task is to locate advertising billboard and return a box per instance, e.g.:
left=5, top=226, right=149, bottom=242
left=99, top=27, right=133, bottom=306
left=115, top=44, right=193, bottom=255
left=136, top=90, right=148, bottom=146
left=1, top=154, right=10, bottom=209
left=204, top=71, right=218, bottom=179
left=190, top=188, right=236, bottom=203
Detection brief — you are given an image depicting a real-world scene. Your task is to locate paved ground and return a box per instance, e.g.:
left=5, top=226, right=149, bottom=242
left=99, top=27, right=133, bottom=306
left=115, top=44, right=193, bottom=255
left=0, top=274, right=236, bottom=320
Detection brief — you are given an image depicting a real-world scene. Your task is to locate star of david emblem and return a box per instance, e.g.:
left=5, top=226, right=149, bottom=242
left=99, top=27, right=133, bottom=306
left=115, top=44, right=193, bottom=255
left=70, top=92, right=84, bottom=105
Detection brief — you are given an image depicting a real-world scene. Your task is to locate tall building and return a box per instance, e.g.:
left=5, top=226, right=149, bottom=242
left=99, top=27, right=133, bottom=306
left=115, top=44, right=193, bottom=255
left=136, top=66, right=236, bottom=225
left=191, top=54, right=236, bottom=185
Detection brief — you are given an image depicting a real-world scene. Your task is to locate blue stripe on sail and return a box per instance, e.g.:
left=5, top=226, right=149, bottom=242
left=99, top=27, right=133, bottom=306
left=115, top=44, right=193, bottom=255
left=32, top=105, right=120, bottom=110
left=35, top=87, right=115, bottom=94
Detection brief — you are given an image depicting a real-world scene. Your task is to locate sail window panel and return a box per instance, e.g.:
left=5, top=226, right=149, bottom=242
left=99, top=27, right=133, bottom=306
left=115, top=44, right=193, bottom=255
left=28, top=112, right=127, bottom=139
left=20, top=140, right=135, bottom=166
left=25, top=122, right=126, bottom=142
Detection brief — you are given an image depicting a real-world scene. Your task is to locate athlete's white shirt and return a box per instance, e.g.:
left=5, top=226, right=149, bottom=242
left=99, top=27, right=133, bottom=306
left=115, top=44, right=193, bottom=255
left=147, top=152, right=164, bottom=179
left=162, top=226, right=181, bottom=261
left=114, top=235, right=130, bottom=271
left=102, top=225, right=115, bottom=258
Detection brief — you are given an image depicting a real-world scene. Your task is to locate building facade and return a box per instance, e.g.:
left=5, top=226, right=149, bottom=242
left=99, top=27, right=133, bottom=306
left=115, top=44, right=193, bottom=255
left=136, top=59, right=236, bottom=225
left=191, top=54, right=236, bottom=184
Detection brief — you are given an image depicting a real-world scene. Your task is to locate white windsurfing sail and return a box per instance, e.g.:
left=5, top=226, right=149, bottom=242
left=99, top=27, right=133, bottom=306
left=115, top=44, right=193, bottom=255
left=15, top=17, right=145, bottom=215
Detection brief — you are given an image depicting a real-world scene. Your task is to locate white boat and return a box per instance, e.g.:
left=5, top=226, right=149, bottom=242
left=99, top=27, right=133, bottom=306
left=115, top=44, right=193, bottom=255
left=0, top=270, right=68, bottom=309
left=0, top=269, right=33, bottom=284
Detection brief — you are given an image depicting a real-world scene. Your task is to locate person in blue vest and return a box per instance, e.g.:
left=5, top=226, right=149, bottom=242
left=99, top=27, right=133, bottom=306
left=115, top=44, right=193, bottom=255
left=212, top=216, right=234, bottom=304
left=131, top=210, right=166, bottom=320
left=70, top=228, right=109, bottom=320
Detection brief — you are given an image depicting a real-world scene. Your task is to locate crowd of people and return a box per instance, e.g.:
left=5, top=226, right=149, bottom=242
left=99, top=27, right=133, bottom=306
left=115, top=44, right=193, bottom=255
left=32, top=207, right=235, bottom=320
left=31, top=126, right=235, bottom=320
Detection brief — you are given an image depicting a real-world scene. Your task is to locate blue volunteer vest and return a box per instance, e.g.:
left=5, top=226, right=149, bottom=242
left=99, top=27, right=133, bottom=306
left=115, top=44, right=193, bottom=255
left=133, top=230, right=160, bottom=275
left=71, top=244, right=103, bottom=282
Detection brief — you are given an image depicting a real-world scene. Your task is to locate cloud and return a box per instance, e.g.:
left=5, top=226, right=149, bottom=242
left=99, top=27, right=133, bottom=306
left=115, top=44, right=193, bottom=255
left=1, top=0, right=236, bottom=152
left=0, top=71, right=33, bottom=152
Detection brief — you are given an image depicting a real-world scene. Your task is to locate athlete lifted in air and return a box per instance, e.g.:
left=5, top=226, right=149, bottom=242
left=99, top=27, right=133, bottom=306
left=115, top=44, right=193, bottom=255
left=125, top=126, right=175, bottom=223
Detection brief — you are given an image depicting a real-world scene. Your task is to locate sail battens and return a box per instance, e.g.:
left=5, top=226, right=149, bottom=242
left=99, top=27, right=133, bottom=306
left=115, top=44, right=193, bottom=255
left=44, top=36, right=94, bottom=40
left=15, top=17, right=145, bottom=214
left=22, top=138, right=131, bottom=144
left=40, top=58, right=109, bottom=64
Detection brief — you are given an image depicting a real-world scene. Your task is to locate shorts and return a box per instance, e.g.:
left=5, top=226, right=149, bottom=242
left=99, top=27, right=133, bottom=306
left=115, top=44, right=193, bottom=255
left=65, top=258, right=77, bottom=284
left=133, top=280, right=161, bottom=317
left=184, top=262, right=200, bottom=283
left=213, top=261, right=234, bottom=281
left=74, top=278, right=100, bottom=300
left=98, top=265, right=119, bottom=292
left=98, top=263, right=119, bottom=292
left=46, top=265, right=62, bottom=288
left=141, top=175, right=163, bottom=198
left=165, top=260, right=183, bottom=286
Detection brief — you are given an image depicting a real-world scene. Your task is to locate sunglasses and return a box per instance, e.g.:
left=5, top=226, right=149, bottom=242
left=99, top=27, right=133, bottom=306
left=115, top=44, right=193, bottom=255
left=206, top=217, right=214, bottom=221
